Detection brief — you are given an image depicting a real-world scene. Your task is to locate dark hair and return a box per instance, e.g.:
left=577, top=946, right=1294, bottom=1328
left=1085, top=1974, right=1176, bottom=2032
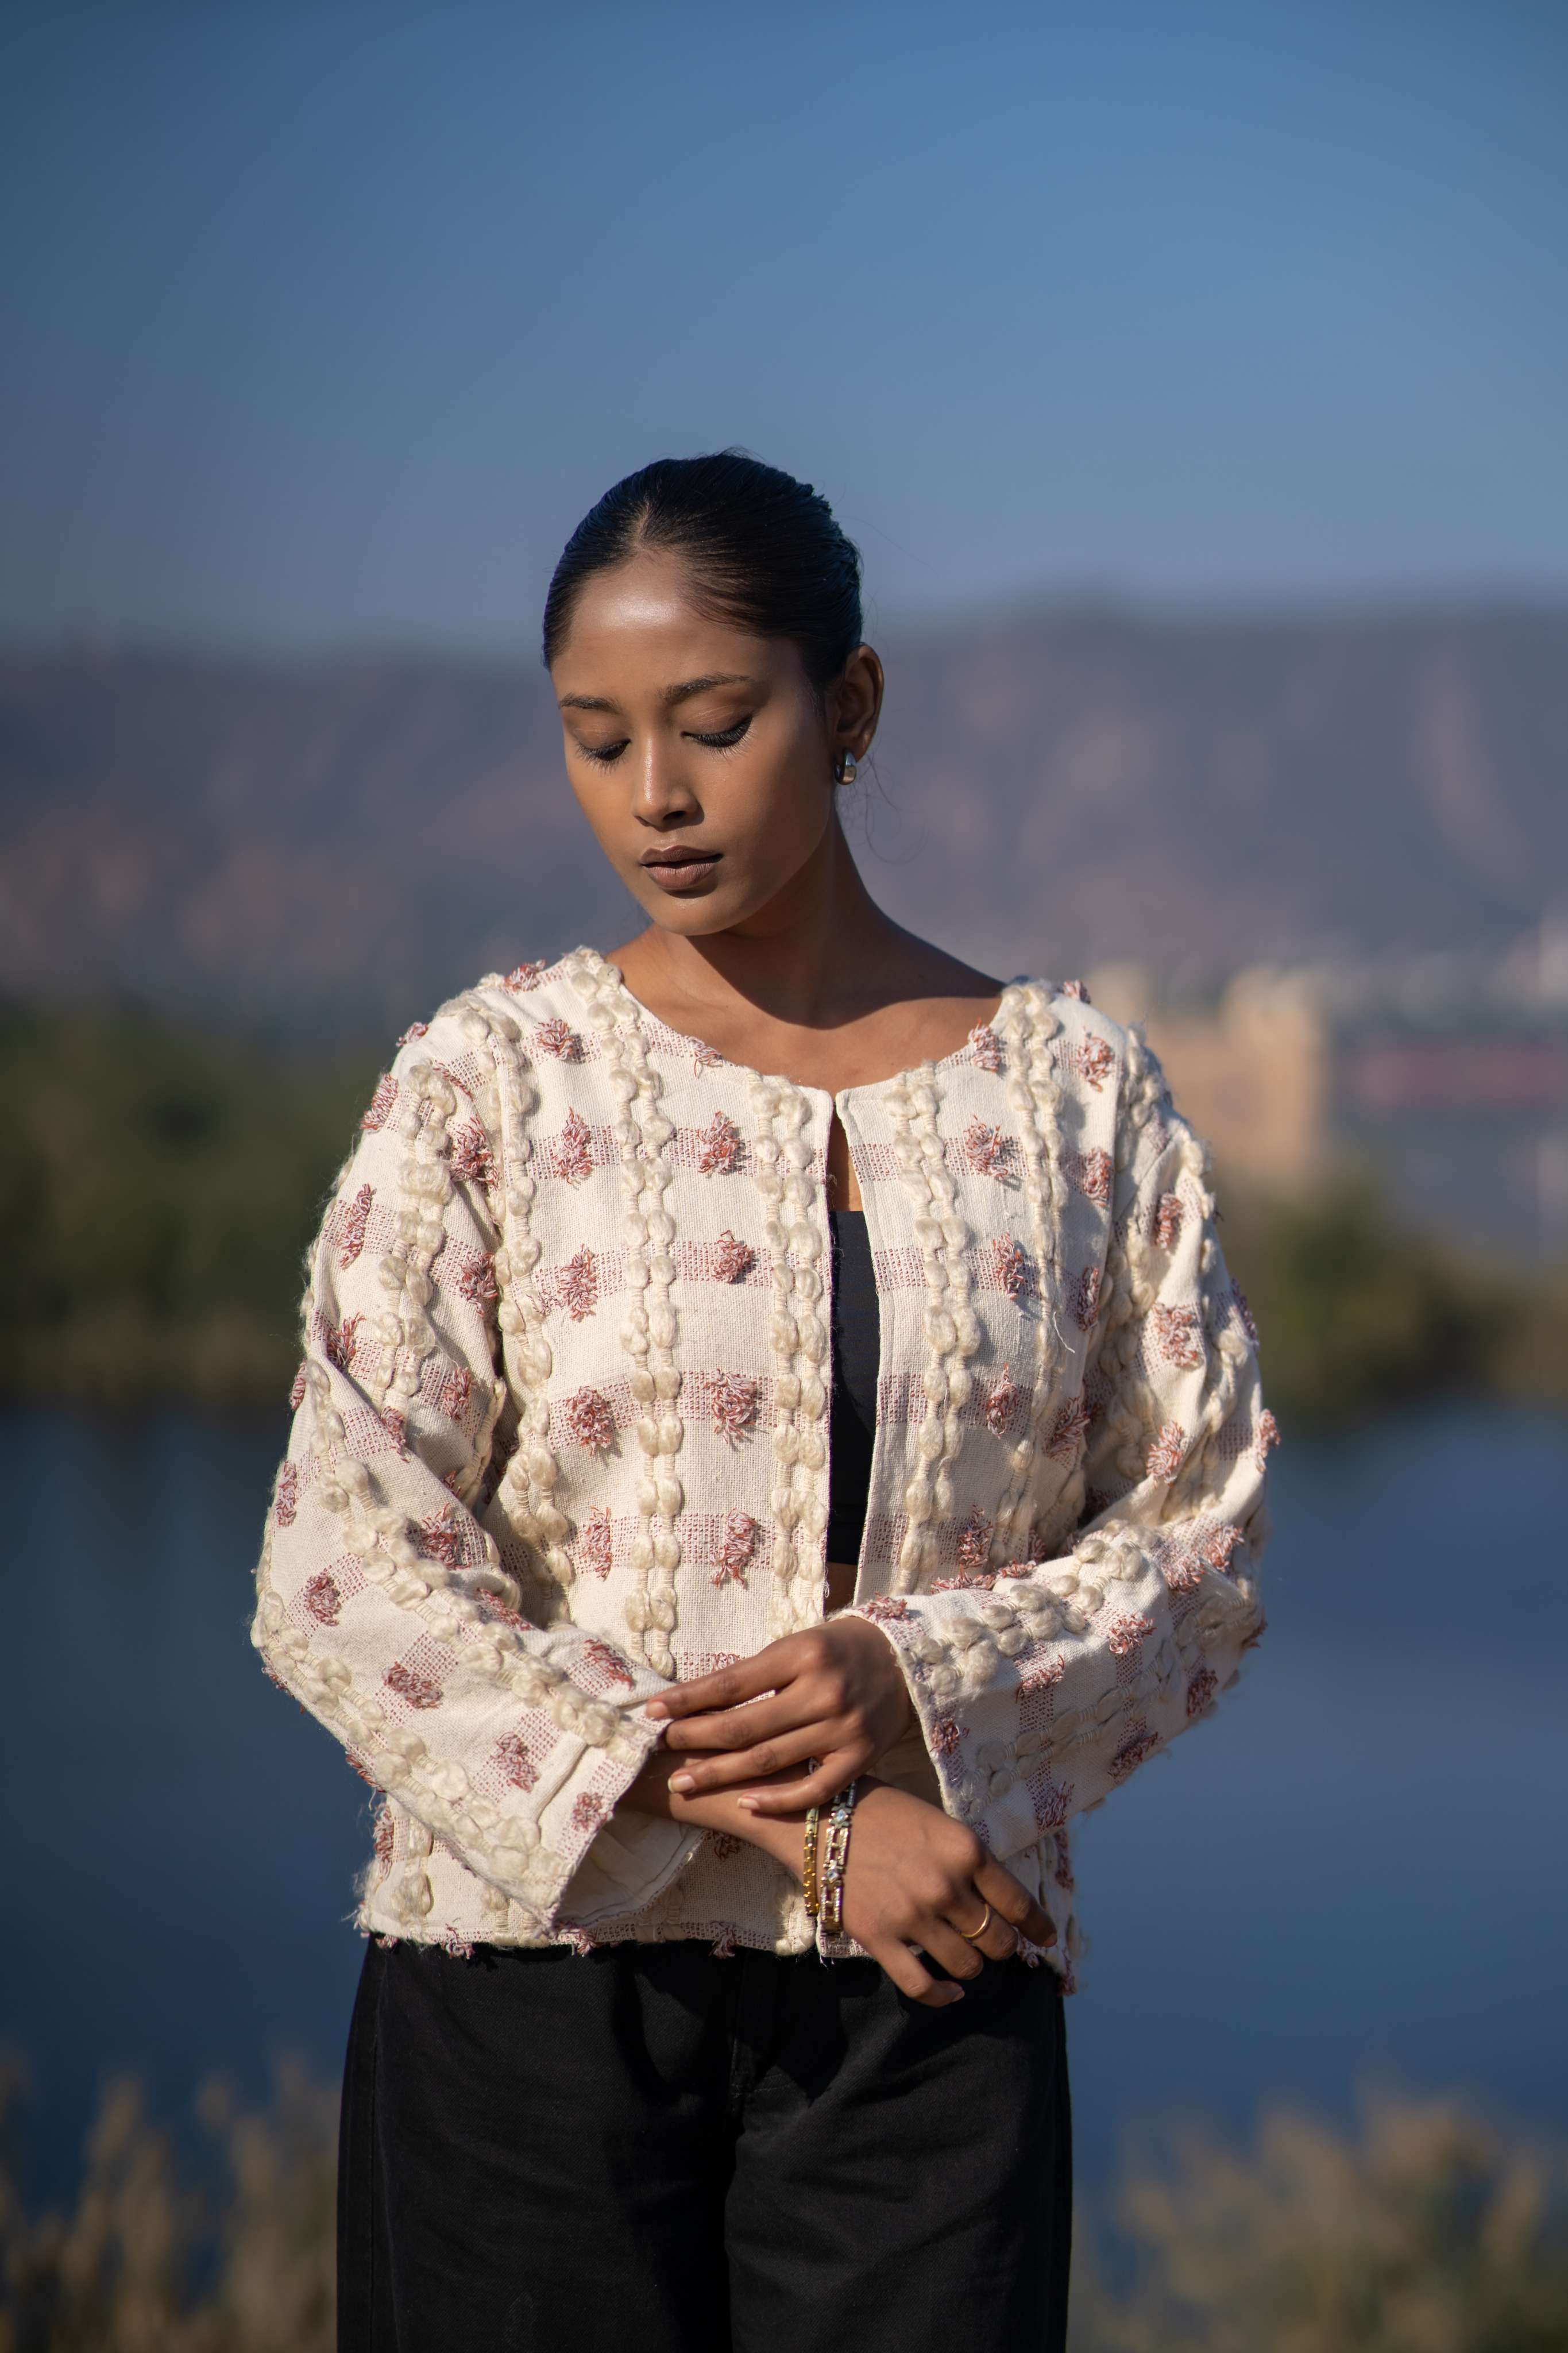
left=542, top=450, right=863, bottom=689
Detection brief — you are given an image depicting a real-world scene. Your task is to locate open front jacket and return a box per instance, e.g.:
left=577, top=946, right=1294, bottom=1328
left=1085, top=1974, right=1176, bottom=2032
left=252, top=946, right=1273, bottom=1983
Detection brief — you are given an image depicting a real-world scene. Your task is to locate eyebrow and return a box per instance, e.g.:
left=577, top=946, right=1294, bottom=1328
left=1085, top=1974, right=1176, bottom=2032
left=558, top=672, right=759, bottom=715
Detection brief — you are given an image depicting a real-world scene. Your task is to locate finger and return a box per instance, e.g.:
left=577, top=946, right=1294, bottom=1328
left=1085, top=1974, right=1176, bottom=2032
left=736, top=1749, right=868, bottom=1814
left=644, top=1640, right=799, bottom=1719
left=975, top=1857, right=1057, bottom=1949
left=868, top=1938, right=964, bottom=2009
left=945, top=1897, right=1020, bottom=1965
left=917, top=1919, right=989, bottom=1984
left=662, top=1692, right=815, bottom=1753
left=667, top=1726, right=829, bottom=1796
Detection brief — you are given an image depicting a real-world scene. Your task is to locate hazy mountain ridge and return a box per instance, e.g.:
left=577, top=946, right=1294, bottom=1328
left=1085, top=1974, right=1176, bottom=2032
left=2, top=605, right=1563, bottom=1039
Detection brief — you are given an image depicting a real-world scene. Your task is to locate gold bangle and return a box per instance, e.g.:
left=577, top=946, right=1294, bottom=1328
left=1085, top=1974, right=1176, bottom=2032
left=802, top=1805, right=822, bottom=1918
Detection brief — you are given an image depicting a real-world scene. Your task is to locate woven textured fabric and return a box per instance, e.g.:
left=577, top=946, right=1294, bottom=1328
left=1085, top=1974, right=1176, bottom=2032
left=251, top=946, right=1274, bottom=1981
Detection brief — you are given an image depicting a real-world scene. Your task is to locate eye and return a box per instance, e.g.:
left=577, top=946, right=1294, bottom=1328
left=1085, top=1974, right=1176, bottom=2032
left=687, top=716, right=752, bottom=750
left=574, top=738, right=629, bottom=765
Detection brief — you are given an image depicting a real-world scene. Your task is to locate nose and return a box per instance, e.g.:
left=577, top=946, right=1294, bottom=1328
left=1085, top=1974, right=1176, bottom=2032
left=631, top=735, right=700, bottom=830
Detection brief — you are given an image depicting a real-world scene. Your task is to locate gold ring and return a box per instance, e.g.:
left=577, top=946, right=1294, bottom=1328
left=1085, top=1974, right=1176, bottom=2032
left=957, top=1900, right=993, bottom=1945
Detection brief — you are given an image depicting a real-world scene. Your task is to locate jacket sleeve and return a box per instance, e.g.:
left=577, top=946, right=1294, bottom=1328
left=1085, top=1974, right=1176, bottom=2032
left=846, top=1028, right=1274, bottom=1863
left=250, top=1006, right=697, bottom=1938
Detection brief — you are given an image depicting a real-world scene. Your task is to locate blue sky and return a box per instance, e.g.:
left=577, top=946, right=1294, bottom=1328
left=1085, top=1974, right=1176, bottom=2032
left=2, top=0, right=1563, bottom=649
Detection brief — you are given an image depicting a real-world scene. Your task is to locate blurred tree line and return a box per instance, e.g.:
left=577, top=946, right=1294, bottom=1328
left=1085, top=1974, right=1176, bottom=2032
left=0, top=998, right=1563, bottom=1424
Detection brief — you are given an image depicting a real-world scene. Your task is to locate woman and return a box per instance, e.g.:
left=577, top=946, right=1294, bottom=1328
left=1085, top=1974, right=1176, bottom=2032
left=253, top=452, right=1273, bottom=2352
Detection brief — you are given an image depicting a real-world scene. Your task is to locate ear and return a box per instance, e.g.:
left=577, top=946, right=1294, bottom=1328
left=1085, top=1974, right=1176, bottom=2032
left=829, top=645, right=884, bottom=770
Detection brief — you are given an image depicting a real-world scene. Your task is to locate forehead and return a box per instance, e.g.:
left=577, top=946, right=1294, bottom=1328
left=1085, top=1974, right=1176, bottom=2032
left=551, top=550, right=795, bottom=692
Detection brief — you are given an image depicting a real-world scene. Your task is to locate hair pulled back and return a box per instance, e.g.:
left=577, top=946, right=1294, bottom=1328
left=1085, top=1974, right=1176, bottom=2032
left=542, top=450, right=863, bottom=691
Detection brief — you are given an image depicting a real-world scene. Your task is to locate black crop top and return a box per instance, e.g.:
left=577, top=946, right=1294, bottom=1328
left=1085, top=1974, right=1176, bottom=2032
left=827, top=1208, right=880, bottom=1568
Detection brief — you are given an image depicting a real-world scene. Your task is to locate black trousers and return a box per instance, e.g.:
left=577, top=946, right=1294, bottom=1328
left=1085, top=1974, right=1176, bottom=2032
left=338, top=1935, right=1071, bottom=2353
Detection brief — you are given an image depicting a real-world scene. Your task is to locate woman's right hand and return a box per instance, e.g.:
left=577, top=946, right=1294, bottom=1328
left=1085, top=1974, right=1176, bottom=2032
left=832, top=1779, right=1056, bottom=2007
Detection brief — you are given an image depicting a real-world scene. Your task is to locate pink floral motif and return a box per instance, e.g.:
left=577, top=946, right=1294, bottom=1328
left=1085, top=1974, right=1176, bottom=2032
left=859, top=1595, right=911, bottom=1623
left=1076, top=1148, right=1113, bottom=1207
left=303, top=1569, right=339, bottom=1623
left=983, top=1367, right=1022, bottom=1436
left=1200, top=1521, right=1243, bottom=1572
left=323, top=1313, right=361, bottom=1372
left=449, top=1120, right=496, bottom=1190
left=1106, top=1611, right=1155, bottom=1658
left=1073, top=1035, right=1114, bottom=1091
left=372, top=1802, right=395, bottom=1873
left=710, top=1834, right=743, bottom=1861
left=396, top=1020, right=430, bottom=1048
left=360, top=1073, right=396, bottom=1131
left=558, top=1245, right=598, bottom=1323
left=1153, top=1191, right=1184, bottom=1249
left=1109, top=1726, right=1160, bottom=1781
left=930, top=1716, right=964, bottom=1758
left=288, top=1361, right=307, bottom=1410
left=553, top=1107, right=594, bottom=1185
left=380, top=1407, right=407, bottom=1449
left=457, top=1256, right=499, bottom=1310
left=698, top=1111, right=745, bottom=1175
left=1151, top=1303, right=1204, bottom=1370
left=439, top=1364, right=473, bottom=1422
left=1047, top=1395, right=1091, bottom=1459
left=712, top=1229, right=755, bottom=1283
left=502, top=961, right=546, bottom=991
left=577, top=1507, right=613, bottom=1578
left=1147, top=1419, right=1188, bottom=1482
left=962, top=1118, right=1016, bottom=1180
left=533, top=1016, right=582, bottom=1061
left=710, top=1374, right=760, bottom=1442
left=1231, top=1282, right=1259, bottom=1343
left=1073, top=1267, right=1103, bottom=1331
left=337, top=1183, right=373, bottom=1268
left=1062, top=978, right=1090, bottom=1002
left=956, top=1508, right=994, bottom=1572
left=385, top=1661, right=442, bottom=1711
left=933, top=1571, right=997, bottom=1591
left=582, top=1638, right=635, bottom=1689
left=495, top=1733, right=538, bottom=1790
left=416, top=1504, right=466, bottom=1568
left=565, top=1386, right=616, bottom=1452
left=1185, top=1665, right=1219, bottom=1719
left=274, top=1463, right=298, bottom=1527
left=995, top=1237, right=1033, bottom=1301
left=968, top=1023, right=1006, bottom=1073
left=1256, top=1408, right=1281, bottom=1467
left=713, top=1512, right=759, bottom=1587
left=570, top=1792, right=607, bottom=1833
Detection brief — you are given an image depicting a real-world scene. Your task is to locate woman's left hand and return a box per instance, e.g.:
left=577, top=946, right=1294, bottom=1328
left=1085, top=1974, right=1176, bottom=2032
left=643, top=1616, right=917, bottom=1814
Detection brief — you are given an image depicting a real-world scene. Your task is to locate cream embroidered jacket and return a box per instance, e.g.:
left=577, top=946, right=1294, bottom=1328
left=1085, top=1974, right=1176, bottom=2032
left=251, top=946, right=1273, bottom=1982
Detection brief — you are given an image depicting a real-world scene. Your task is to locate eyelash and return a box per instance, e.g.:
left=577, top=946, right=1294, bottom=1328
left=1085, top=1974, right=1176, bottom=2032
left=576, top=716, right=752, bottom=765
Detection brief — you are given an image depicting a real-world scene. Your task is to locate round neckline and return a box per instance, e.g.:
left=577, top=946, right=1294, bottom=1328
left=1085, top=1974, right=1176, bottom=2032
left=569, top=943, right=1029, bottom=1099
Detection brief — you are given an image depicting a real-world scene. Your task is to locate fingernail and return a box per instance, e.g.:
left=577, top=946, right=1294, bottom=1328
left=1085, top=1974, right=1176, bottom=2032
left=670, top=1773, right=695, bottom=1792
left=644, top=1702, right=669, bottom=1718
left=941, top=1985, right=965, bottom=2004
left=736, top=1797, right=759, bottom=1812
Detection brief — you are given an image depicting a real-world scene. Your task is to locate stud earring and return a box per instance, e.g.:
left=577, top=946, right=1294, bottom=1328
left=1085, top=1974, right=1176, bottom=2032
left=835, top=750, right=859, bottom=785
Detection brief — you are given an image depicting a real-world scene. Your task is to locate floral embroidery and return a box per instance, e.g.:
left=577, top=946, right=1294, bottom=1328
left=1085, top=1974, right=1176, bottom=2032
left=860, top=1595, right=910, bottom=1622
left=957, top=1508, right=993, bottom=1571
left=712, top=1229, right=755, bottom=1283
left=1109, top=1727, right=1159, bottom=1781
left=303, top=1569, right=339, bottom=1623
left=1062, top=978, right=1090, bottom=1002
left=323, top=1313, right=360, bottom=1372
left=457, top=1257, right=499, bottom=1310
left=1106, top=1611, right=1155, bottom=1658
left=416, top=1504, right=466, bottom=1567
left=360, top=1073, right=396, bottom=1131
left=582, top=1638, right=635, bottom=1688
left=1151, top=1302, right=1204, bottom=1370
left=553, top=1107, right=594, bottom=1185
left=396, top=1020, right=430, bottom=1047
left=570, top=1792, right=607, bottom=1833
left=534, top=1016, right=583, bottom=1061
left=1073, top=1267, right=1103, bottom=1330
left=564, top=1387, right=616, bottom=1452
left=449, top=1120, right=496, bottom=1190
left=1185, top=1665, right=1218, bottom=1718
left=710, top=1374, right=760, bottom=1443
left=337, top=1183, right=373, bottom=1268
left=995, top=1238, right=1032, bottom=1301
left=494, top=1733, right=538, bottom=1789
left=1231, top=1281, right=1259, bottom=1343
left=962, top=1118, right=1017, bottom=1180
left=439, top=1364, right=473, bottom=1421
left=385, top=1662, right=442, bottom=1711
left=558, top=1245, right=598, bottom=1322
left=1200, top=1522, right=1243, bottom=1572
left=380, top=1407, right=407, bottom=1448
left=930, top=1716, right=963, bottom=1758
left=968, top=1023, right=1006, bottom=1074
left=1147, top=1420, right=1188, bottom=1482
left=1073, top=1035, right=1114, bottom=1091
left=502, top=962, right=546, bottom=991
left=983, top=1367, right=1022, bottom=1436
left=372, top=1802, right=395, bottom=1873
left=288, top=1361, right=307, bottom=1410
left=1153, top=1191, right=1184, bottom=1249
left=710, top=1833, right=743, bottom=1861
left=577, top=1507, right=613, bottom=1578
left=1256, top=1408, right=1281, bottom=1467
left=1076, top=1148, right=1113, bottom=1207
left=274, top=1463, right=298, bottom=1527
left=713, top=1512, right=759, bottom=1586
left=1047, top=1395, right=1091, bottom=1459
left=698, top=1111, right=745, bottom=1174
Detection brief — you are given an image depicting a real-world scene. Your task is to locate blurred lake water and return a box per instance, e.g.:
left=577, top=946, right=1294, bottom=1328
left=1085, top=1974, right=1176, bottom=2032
left=3, top=1400, right=1565, bottom=2200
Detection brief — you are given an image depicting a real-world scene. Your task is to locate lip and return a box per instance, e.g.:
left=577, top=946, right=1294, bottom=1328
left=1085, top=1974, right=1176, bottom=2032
left=639, top=846, right=721, bottom=894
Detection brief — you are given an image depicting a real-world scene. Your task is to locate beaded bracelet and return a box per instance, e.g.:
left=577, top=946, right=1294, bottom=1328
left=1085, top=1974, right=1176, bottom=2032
left=817, top=1777, right=862, bottom=1937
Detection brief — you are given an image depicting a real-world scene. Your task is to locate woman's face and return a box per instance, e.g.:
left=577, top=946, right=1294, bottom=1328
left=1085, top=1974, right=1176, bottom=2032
left=550, top=547, right=880, bottom=938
